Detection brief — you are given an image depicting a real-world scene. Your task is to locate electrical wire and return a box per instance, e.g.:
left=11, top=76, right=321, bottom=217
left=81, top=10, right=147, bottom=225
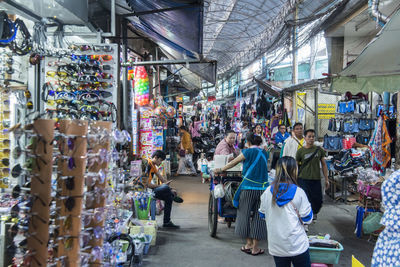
left=203, top=0, right=347, bottom=77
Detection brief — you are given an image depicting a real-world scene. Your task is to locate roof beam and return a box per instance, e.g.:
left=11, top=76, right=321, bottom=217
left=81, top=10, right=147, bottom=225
left=121, top=59, right=215, bottom=67
left=122, top=2, right=201, bottom=17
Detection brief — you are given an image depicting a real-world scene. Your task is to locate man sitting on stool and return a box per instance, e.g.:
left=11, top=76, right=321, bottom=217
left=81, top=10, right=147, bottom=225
left=143, top=150, right=183, bottom=229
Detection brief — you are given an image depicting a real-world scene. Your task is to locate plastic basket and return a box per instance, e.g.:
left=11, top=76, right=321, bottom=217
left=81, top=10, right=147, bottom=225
left=309, top=242, right=343, bottom=264
left=363, top=212, right=383, bottom=234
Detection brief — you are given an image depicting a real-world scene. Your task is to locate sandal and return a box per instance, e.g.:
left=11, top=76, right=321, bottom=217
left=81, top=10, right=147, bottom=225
left=251, top=249, right=265, bottom=256
left=240, top=246, right=251, bottom=254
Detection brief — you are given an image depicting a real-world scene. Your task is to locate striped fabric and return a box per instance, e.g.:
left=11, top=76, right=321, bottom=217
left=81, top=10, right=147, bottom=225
left=235, top=189, right=267, bottom=240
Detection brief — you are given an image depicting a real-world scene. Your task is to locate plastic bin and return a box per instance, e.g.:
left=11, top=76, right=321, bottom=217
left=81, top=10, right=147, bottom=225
left=309, top=242, right=343, bottom=264
left=143, top=235, right=153, bottom=255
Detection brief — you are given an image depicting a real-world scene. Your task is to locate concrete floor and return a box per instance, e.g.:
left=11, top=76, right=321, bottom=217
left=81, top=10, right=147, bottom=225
left=143, top=175, right=375, bottom=267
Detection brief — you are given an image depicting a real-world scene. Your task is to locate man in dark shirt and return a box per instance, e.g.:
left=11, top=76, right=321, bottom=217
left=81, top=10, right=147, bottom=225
left=296, top=129, right=329, bottom=219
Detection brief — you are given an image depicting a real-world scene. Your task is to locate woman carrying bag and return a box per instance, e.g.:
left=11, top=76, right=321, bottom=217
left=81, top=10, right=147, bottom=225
left=177, top=126, right=197, bottom=176
left=259, top=156, right=313, bottom=267
left=214, top=133, right=269, bottom=256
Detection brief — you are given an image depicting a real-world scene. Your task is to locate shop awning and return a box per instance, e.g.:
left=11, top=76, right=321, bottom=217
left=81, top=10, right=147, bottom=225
left=254, top=78, right=282, bottom=97
left=125, top=0, right=203, bottom=58
left=331, top=8, right=400, bottom=93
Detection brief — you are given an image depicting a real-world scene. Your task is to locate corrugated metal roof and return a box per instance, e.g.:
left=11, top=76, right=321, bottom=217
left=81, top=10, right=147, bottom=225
left=203, top=0, right=348, bottom=75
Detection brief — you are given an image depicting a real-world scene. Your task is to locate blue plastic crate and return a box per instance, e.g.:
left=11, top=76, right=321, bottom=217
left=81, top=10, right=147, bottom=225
left=309, top=242, right=343, bottom=264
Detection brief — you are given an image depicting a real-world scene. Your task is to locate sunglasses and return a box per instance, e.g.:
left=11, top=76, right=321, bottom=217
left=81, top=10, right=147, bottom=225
left=0, top=167, right=10, bottom=176
left=86, top=169, right=107, bottom=186
left=77, top=75, right=99, bottom=83
left=69, top=44, right=92, bottom=51
left=90, top=55, right=113, bottom=62
left=78, top=63, right=102, bottom=74
left=81, top=208, right=105, bottom=227
left=71, top=55, right=100, bottom=64
left=93, top=45, right=113, bottom=53
left=77, top=82, right=112, bottom=90
left=57, top=195, right=82, bottom=211
left=46, top=71, right=69, bottom=79
left=97, top=72, right=113, bottom=79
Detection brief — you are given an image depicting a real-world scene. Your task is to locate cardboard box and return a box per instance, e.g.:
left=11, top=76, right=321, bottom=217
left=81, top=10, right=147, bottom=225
left=129, top=220, right=157, bottom=246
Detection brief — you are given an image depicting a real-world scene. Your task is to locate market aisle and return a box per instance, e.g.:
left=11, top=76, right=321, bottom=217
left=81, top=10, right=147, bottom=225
left=143, top=175, right=271, bottom=266
left=144, top=176, right=375, bottom=267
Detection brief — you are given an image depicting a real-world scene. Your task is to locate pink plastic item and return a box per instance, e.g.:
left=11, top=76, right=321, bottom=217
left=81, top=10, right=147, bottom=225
left=311, top=264, right=333, bottom=267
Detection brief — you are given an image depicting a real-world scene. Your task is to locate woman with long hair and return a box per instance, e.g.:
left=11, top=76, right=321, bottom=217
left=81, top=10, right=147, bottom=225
left=259, top=156, right=313, bottom=267
left=214, top=133, right=269, bottom=256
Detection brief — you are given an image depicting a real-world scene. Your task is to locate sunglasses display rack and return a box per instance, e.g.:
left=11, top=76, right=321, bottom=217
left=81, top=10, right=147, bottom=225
left=52, top=120, right=89, bottom=267
left=0, top=90, right=11, bottom=189
left=81, top=121, right=112, bottom=266
left=41, top=44, right=118, bottom=123
left=27, top=119, right=55, bottom=267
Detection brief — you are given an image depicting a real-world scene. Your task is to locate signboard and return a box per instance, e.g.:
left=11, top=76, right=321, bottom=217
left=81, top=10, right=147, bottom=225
left=318, top=104, right=336, bottom=119
left=207, top=96, right=216, bottom=102
left=296, top=92, right=306, bottom=124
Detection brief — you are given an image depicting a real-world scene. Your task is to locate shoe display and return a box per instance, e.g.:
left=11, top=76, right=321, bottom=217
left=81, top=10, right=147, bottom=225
left=163, top=221, right=180, bottom=229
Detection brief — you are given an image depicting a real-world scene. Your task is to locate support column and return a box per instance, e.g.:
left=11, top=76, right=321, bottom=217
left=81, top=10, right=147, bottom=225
left=326, top=37, right=344, bottom=75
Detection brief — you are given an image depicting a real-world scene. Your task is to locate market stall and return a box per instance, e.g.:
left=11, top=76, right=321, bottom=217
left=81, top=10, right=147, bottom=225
left=0, top=8, right=165, bottom=267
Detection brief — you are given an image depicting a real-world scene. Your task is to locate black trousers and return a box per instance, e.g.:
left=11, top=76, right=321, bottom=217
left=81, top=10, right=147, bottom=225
left=154, top=184, right=174, bottom=224
left=298, top=178, right=323, bottom=215
left=271, top=151, right=281, bottom=170
left=273, top=249, right=311, bottom=267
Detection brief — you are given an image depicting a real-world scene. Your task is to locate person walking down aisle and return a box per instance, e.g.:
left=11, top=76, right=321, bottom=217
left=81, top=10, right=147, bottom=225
left=189, top=116, right=202, bottom=139
left=282, top=123, right=304, bottom=158
left=177, top=126, right=197, bottom=176
left=259, top=157, right=313, bottom=267
left=296, top=129, right=329, bottom=219
left=253, top=124, right=268, bottom=150
left=143, top=150, right=183, bottom=229
left=271, top=124, right=290, bottom=169
left=214, top=133, right=269, bottom=256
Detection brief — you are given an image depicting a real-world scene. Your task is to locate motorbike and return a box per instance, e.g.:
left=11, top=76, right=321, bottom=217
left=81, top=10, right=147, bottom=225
left=193, top=133, right=217, bottom=171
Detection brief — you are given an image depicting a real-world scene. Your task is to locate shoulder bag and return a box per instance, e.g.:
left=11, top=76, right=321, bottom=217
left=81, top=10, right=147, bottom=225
left=289, top=201, right=307, bottom=232
left=298, top=147, right=321, bottom=176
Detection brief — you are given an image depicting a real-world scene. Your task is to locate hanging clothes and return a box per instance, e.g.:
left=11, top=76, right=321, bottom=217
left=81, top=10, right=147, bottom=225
left=369, top=115, right=391, bottom=172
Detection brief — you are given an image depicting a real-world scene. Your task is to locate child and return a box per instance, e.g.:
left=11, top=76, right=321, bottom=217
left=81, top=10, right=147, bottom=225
left=197, top=153, right=210, bottom=183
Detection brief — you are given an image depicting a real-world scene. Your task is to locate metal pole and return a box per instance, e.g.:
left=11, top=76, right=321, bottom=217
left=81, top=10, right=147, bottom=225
left=111, top=0, right=116, bottom=37
left=121, top=59, right=206, bottom=67
left=292, top=3, right=299, bottom=85
left=315, top=87, right=319, bottom=138
left=122, top=19, right=129, bottom=129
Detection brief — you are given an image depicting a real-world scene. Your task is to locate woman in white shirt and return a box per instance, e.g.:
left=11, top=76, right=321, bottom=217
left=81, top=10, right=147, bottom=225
left=259, top=156, right=313, bottom=267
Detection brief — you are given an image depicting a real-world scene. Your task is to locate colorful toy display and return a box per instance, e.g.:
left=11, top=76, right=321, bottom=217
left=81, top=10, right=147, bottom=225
left=133, top=66, right=150, bottom=106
